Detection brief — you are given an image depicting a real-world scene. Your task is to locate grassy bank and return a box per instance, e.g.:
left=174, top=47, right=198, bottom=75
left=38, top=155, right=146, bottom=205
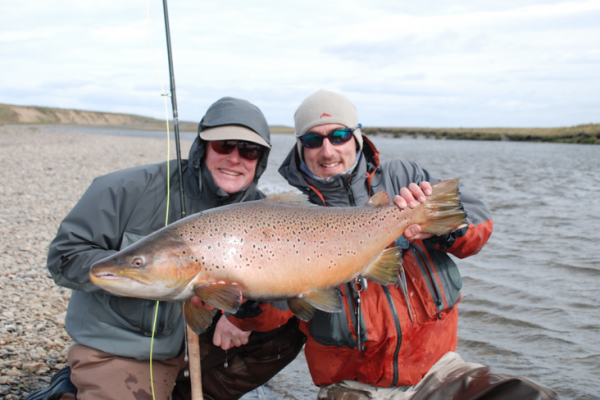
left=362, top=124, right=600, bottom=144
left=2, top=103, right=597, bottom=143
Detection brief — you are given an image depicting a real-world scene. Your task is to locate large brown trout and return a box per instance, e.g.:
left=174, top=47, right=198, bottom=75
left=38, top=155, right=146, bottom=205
left=90, top=179, right=467, bottom=334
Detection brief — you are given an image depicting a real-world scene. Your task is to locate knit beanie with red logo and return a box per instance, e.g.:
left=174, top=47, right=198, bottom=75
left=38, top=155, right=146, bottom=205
left=294, top=89, right=363, bottom=161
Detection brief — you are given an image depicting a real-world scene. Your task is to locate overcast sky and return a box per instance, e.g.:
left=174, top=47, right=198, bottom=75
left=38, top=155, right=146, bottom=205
left=1, top=0, right=599, bottom=127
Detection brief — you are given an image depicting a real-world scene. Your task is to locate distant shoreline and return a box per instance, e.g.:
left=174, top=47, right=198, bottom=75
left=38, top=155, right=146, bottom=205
left=1, top=103, right=598, bottom=144
left=362, top=126, right=600, bottom=145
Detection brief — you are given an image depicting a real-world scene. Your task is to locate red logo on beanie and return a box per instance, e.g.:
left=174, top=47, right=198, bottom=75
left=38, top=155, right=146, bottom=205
left=319, top=113, right=331, bottom=119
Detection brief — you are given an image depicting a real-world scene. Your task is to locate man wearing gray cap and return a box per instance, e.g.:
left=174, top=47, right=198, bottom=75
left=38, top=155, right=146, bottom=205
left=31, top=97, right=305, bottom=400
left=229, top=90, right=560, bottom=399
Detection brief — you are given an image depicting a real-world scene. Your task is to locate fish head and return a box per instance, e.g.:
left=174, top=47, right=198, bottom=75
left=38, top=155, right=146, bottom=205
left=90, top=231, right=204, bottom=301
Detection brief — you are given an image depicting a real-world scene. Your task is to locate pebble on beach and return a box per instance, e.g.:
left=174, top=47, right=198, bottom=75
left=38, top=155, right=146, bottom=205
left=0, top=126, right=192, bottom=398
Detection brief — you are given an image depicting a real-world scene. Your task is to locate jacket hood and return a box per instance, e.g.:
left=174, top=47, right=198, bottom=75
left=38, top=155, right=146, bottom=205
left=185, top=97, right=271, bottom=204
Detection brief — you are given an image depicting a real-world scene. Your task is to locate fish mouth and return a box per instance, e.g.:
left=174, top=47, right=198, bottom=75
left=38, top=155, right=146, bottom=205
left=92, top=271, right=153, bottom=286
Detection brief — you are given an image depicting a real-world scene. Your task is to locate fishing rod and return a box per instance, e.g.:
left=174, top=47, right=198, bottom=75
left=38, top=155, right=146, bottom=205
left=160, top=0, right=202, bottom=399
left=162, top=0, right=186, bottom=220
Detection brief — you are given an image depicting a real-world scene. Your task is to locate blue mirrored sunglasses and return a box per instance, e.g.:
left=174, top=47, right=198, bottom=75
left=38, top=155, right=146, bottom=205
left=299, top=124, right=362, bottom=149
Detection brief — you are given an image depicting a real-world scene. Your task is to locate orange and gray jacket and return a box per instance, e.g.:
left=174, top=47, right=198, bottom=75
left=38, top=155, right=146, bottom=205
left=229, top=137, right=493, bottom=387
left=47, top=97, right=271, bottom=360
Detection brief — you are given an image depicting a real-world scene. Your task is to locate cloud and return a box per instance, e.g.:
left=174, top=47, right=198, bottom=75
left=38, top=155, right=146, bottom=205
left=1, top=0, right=598, bottom=127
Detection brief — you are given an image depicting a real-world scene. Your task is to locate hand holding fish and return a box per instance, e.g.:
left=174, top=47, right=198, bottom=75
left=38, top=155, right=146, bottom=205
left=393, top=182, right=434, bottom=241
left=190, top=295, right=215, bottom=311
left=213, top=316, right=251, bottom=350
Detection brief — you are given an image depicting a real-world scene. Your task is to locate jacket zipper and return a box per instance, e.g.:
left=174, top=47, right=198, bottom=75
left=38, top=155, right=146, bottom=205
left=382, top=286, right=401, bottom=387
left=347, top=185, right=356, bottom=206
left=410, top=247, right=443, bottom=316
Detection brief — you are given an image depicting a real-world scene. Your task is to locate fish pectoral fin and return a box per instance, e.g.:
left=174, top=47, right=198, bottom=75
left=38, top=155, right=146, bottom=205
left=181, top=302, right=217, bottom=336
left=365, top=191, right=390, bottom=207
left=304, top=289, right=343, bottom=313
left=193, top=283, right=242, bottom=314
left=288, top=298, right=316, bottom=321
left=362, top=247, right=403, bottom=285
left=263, top=192, right=314, bottom=207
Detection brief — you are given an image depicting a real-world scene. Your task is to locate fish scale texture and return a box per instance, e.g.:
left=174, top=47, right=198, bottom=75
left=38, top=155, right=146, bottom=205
left=171, top=200, right=406, bottom=298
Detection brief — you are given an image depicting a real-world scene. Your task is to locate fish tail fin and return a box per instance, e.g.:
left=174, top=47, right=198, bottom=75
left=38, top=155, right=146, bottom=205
left=415, top=178, right=468, bottom=235
left=182, top=301, right=218, bottom=335
left=363, top=246, right=403, bottom=285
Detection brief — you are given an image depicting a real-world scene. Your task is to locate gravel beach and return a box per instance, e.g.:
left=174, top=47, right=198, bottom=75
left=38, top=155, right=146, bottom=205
left=0, top=126, right=195, bottom=399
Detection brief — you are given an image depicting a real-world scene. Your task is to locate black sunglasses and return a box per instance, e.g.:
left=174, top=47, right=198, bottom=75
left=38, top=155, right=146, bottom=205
left=299, top=124, right=362, bottom=149
left=210, top=140, right=264, bottom=161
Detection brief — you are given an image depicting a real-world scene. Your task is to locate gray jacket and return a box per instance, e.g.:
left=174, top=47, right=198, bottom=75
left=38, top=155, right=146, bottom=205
left=47, top=97, right=271, bottom=360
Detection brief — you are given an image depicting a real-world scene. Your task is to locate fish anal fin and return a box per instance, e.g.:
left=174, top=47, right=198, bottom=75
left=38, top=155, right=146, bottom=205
left=193, top=283, right=242, bottom=313
left=365, top=191, right=390, bottom=207
left=264, top=192, right=314, bottom=207
left=288, top=298, right=316, bottom=321
left=181, top=301, right=217, bottom=335
left=304, top=289, right=343, bottom=313
left=362, top=247, right=403, bottom=285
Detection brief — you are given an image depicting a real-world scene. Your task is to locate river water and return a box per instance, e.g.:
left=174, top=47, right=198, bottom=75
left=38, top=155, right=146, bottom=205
left=35, top=126, right=600, bottom=399
left=255, top=135, right=600, bottom=400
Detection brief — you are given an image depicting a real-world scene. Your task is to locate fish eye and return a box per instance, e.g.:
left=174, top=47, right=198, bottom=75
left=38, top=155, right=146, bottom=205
left=131, top=257, right=145, bottom=268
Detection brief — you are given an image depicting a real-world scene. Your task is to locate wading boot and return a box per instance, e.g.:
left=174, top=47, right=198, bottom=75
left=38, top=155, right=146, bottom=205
left=26, top=367, right=77, bottom=400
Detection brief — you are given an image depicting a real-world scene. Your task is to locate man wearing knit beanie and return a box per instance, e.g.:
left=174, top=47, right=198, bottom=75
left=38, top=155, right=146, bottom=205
left=294, top=89, right=363, bottom=161
left=256, top=92, right=546, bottom=399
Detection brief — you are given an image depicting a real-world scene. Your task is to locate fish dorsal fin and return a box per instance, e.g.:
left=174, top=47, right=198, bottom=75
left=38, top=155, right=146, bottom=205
left=264, top=192, right=314, bottom=207
left=365, top=191, right=390, bottom=207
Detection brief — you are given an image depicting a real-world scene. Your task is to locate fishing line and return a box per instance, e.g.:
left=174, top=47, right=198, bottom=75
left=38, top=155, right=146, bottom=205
left=146, top=0, right=172, bottom=399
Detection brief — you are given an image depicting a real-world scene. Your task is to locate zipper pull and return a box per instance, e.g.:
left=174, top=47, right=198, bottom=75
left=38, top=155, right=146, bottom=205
left=354, top=277, right=367, bottom=351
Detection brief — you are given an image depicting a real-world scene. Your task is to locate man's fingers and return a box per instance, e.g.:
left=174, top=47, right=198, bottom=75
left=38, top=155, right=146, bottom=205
left=421, top=181, right=432, bottom=196
left=221, top=340, right=232, bottom=351
left=408, top=183, right=426, bottom=203
left=190, top=295, right=214, bottom=311
left=213, top=330, right=222, bottom=347
left=400, top=187, right=418, bottom=208
left=393, top=195, right=408, bottom=209
left=404, top=224, right=421, bottom=240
